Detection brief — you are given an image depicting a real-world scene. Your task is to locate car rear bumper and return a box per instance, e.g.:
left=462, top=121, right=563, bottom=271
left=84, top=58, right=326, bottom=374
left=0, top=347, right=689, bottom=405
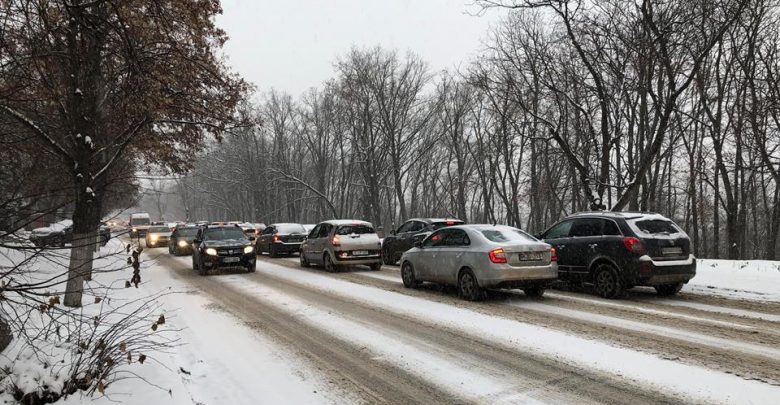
left=272, top=242, right=302, bottom=252
left=481, top=263, right=558, bottom=288
left=332, top=252, right=382, bottom=265
left=633, top=255, right=696, bottom=286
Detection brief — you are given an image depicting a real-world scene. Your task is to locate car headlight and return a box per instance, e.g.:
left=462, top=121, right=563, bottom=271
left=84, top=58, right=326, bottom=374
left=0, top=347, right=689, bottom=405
left=243, top=246, right=254, bottom=254
left=178, top=240, right=188, bottom=247
left=132, top=228, right=137, bottom=232
left=150, top=234, right=159, bottom=241
left=205, top=248, right=218, bottom=256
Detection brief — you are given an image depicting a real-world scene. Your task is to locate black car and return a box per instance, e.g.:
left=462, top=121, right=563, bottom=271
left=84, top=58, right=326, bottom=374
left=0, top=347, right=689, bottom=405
left=256, top=223, right=307, bottom=257
left=192, top=225, right=256, bottom=275
left=169, top=225, right=200, bottom=256
left=538, top=212, right=696, bottom=298
left=382, top=218, right=464, bottom=265
left=30, top=221, right=110, bottom=247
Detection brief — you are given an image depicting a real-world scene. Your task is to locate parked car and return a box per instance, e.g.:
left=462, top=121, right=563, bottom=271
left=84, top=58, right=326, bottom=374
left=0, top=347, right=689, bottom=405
left=145, top=225, right=172, bottom=248
left=257, top=223, right=308, bottom=257
left=29, top=220, right=73, bottom=247
left=400, top=225, right=556, bottom=301
left=538, top=212, right=696, bottom=298
left=169, top=224, right=200, bottom=256
left=300, top=220, right=382, bottom=272
left=129, top=213, right=151, bottom=238
left=192, top=225, right=256, bottom=275
left=382, top=218, right=465, bottom=265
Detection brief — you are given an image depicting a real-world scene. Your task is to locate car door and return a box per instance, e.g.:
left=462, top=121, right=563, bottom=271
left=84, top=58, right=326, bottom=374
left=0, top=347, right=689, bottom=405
left=260, top=226, right=275, bottom=252
left=392, top=221, right=418, bottom=257
left=303, top=224, right=320, bottom=262
left=567, top=218, right=604, bottom=276
left=434, top=228, right=469, bottom=284
left=313, top=224, right=332, bottom=263
left=541, top=220, right=575, bottom=278
left=415, top=229, right=447, bottom=281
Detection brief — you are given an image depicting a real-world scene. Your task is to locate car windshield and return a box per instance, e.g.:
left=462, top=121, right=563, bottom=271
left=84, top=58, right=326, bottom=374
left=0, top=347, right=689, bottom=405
left=480, top=228, right=537, bottom=243
left=336, top=225, right=374, bottom=235
left=177, top=228, right=198, bottom=237
left=130, top=217, right=150, bottom=226
left=203, top=228, right=247, bottom=241
left=430, top=220, right=464, bottom=231
left=149, top=226, right=169, bottom=233
left=631, top=219, right=679, bottom=235
left=276, top=224, right=306, bottom=234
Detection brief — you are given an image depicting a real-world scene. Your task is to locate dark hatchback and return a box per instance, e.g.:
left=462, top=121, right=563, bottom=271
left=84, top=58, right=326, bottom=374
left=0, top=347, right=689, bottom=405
left=382, top=218, right=464, bottom=265
left=191, top=225, right=256, bottom=275
left=169, top=225, right=200, bottom=256
left=256, top=223, right=307, bottom=257
left=538, top=212, right=696, bottom=298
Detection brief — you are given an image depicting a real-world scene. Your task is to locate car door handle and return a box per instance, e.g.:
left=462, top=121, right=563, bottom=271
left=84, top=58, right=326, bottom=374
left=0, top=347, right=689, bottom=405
left=557, top=245, right=566, bottom=249
left=589, top=244, right=598, bottom=249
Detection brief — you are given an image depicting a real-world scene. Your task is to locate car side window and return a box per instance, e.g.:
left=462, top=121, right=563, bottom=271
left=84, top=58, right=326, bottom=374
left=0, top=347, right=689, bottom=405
left=544, top=220, right=573, bottom=239
left=570, top=218, right=602, bottom=237
left=409, top=221, right=425, bottom=232
left=308, top=225, right=321, bottom=239
left=319, top=224, right=332, bottom=238
left=444, top=229, right=470, bottom=246
left=262, top=227, right=274, bottom=235
left=602, top=219, right=622, bottom=236
left=397, top=221, right=414, bottom=233
left=423, top=229, right=448, bottom=247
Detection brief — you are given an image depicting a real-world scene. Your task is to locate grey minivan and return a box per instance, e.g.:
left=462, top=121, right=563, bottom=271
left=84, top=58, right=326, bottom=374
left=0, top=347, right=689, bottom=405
left=400, top=225, right=557, bottom=301
left=300, top=220, right=383, bottom=272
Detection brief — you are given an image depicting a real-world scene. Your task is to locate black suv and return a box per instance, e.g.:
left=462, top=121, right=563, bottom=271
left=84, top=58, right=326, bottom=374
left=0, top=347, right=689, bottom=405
left=538, top=212, right=696, bottom=298
left=169, top=224, right=200, bottom=256
left=256, top=223, right=307, bottom=257
left=382, top=218, right=464, bottom=265
left=192, top=225, right=256, bottom=275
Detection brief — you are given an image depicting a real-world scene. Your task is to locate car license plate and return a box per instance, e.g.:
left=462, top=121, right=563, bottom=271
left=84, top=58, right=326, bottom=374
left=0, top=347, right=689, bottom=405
left=518, top=252, right=543, bottom=261
left=662, top=247, right=683, bottom=256
left=353, top=250, right=369, bottom=256
left=223, top=257, right=240, bottom=263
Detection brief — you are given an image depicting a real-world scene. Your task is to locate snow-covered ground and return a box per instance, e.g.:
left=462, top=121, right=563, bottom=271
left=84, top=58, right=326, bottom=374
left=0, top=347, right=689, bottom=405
left=684, top=259, right=780, bottom=302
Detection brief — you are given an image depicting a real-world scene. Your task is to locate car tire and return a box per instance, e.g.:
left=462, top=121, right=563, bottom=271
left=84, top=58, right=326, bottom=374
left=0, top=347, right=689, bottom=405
left=655, top=282, right=683, bottom=296
left=593, top=263, right=624, bottom=299
left=300, top=252, right=310, bottom=268
left=197, top=258, right=207, bottom=276
left=269, top=244, right=278, bottom=258
left=401, top=262, right=420, bottom=288
left=369, top=262, right=381, bottom=271
left=247, top=262, right=256, bottom=273
left=523, top=286, right=545, bottom=298
left=458, top=269, right=484, bottom=301
left=382, top=246, right=396, bottom=266
left=53, top=235, right=64, bottom=248
left=324, top=253, right=339, bottom=273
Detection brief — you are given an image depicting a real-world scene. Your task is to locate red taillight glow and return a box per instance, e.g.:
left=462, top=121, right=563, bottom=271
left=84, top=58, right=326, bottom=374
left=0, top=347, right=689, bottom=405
left=273, top=235, right=281, bottom=243
left=332, top=235, right=341, bottom=246
left=550, top=247, right=557, bottom=262
left=623, top=237, right=646, bottom=254
left=489, top=248, right=507, bottom=264
left=447, top=220, right=455, bottom=225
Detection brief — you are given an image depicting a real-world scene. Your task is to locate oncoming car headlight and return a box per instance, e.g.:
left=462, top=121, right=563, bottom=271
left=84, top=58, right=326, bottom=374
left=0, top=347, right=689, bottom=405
left=243, top=246, right=254, bottom=254
left=150, top=234, right=159, bottom=241
left=132, top=228, right=137, bottom=232
left=178, top=240, right=188, bottom=247
left=205, top=248, right=218, bottom=256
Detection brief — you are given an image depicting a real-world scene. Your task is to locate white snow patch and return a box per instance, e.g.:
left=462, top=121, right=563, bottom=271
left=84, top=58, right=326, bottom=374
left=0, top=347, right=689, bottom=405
left=684, top=259, right=780, bottom=302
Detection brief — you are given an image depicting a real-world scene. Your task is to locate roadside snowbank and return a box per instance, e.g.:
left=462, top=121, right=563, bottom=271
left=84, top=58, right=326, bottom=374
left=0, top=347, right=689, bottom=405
left=685, top=259, right=780, bottom=302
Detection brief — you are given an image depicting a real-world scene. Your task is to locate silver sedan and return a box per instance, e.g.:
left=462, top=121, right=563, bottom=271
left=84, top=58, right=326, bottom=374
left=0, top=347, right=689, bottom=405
left=400, top=225, right=557, bottom=300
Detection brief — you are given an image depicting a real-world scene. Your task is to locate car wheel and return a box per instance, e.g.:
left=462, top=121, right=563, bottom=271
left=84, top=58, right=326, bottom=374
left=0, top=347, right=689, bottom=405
left=197, top=258, right=207, bottom=276
left=324, top=254, right=338, bottom=273
left=593, top=263, right=624, bottom=299
left=523, top=286, right=545, bottom=298
left=369, top=262, right=381, bottom=271
left=247, top=262, right=256, bottom=273
left=458, top=269, right=484, bottom=301
left=54, top=236, right=64, bottom=247
left=382, top=246, right=395, bottom=265
left=401, top=262, right=420, bottom=288
left=655, top=282, right=683, bottom=296
left=300, top=252, right=310, bottom=268
left=269, top=244, right=278, bottom=258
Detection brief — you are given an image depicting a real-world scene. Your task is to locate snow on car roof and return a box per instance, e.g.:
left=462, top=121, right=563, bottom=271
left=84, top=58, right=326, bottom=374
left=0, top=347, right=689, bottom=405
left=321, top=219, right=373, bottom=227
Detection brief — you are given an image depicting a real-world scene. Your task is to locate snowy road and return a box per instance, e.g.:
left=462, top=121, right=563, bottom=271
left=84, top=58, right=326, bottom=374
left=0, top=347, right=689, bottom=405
left=146, top=251, right=780, bottom=405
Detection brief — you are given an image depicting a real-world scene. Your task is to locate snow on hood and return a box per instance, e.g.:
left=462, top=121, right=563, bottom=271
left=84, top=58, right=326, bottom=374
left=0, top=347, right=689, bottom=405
left=32, top=220, right=72, bottom=234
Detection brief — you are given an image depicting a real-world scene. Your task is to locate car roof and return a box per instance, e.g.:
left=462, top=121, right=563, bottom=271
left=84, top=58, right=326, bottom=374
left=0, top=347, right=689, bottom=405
left=269, top=222, right=303, bottom=226
left=203, top=224, right=242, bottom=230
left=566, top=211, right=667, bottom=220
left=319, top=219, right=373, bottom=227
left=407, top=218, right=463, bottom=224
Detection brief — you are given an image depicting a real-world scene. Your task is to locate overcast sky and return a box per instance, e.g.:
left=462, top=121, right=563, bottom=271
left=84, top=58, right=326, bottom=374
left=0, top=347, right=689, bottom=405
left=216, top=0, right=505, bottom=97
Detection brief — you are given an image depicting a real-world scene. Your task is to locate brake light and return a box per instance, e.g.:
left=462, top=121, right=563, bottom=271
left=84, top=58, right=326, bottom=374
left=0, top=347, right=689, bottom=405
left=332, top=235, right=341, bottom=246
left=550, top=247, right=557, bottom=262
left=273, top=235, right=280, bottom=243
left=447, top=220, right=455, bottom=225
left=488, top=248, right=507, bottom=264
left=623, top=237, right=646, bottom=254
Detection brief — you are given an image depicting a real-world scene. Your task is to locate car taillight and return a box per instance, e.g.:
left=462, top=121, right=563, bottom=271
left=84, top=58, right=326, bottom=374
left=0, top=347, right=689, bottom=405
left=447, top=220, right=455, bottom=225
left=273, top=235, right=280, bottom=242
left=332, top=235, right=341, bottom=246
left=488, top=248, right=507, bottom=264
left=623, top=237, right=646, bottom=254
left=550, top=247, right=557, bottom=262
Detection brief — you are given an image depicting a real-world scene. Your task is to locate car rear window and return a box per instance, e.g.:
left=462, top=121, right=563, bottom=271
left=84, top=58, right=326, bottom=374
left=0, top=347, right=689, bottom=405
left=430, top=220, right=464, bottom=231
left=149, top=226, right=170, bottom=232
left=130, top=217, right=150, bottom=226
left=632, top=219, right=680, bottom=235
left=276, top=224, right=307, bottom=234
left=481, top=228, right=537, bottom=243
left=336, top=225, right=374, bottom=235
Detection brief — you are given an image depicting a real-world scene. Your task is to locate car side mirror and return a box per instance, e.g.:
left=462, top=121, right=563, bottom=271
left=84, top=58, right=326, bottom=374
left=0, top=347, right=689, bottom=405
left=391, top=229, right=397, bottom=235
left=414, top=240, right=423, bottom=248
left=534, top=233, right=542, bottom=239
left=248, top=235, right=255, bottom=241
